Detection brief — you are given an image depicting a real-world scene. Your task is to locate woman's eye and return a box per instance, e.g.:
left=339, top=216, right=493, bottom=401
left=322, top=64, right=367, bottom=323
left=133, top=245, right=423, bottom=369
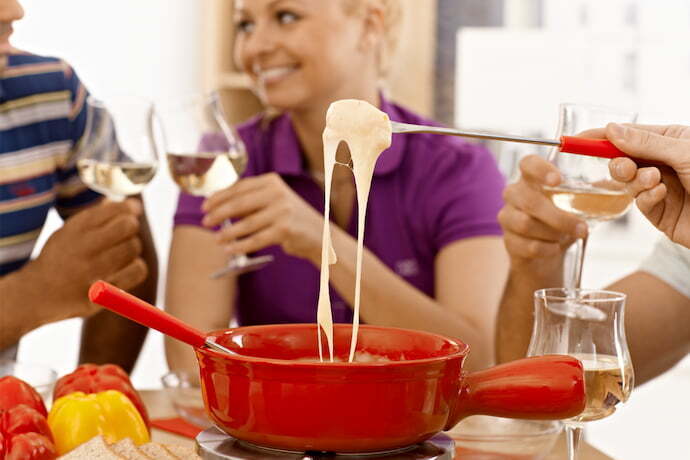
left=276, top=11, right=299, bottom=25
left=236, top=19, right=255, bottom=33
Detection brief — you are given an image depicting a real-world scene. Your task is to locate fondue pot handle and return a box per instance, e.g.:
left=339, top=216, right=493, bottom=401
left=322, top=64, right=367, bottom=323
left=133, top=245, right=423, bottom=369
left=89, top=280, right=207, bottom=349
left=444, top=355, right=585, bottom=429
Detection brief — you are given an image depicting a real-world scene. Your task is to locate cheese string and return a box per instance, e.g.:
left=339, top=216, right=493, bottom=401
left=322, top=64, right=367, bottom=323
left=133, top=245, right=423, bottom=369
left=318, top=100, right=392, bottom=362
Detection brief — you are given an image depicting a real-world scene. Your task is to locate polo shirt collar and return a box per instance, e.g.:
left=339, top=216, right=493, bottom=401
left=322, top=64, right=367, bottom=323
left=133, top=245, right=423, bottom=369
left=270, top=94, right=406, bottom=177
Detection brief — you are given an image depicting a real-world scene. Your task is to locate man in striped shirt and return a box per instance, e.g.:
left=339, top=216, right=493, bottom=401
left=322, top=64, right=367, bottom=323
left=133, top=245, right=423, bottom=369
left=0, top=0, right=157, bottom=373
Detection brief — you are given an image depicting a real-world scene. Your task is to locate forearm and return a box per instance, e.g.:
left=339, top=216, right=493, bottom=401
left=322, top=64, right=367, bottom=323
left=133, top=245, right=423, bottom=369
left=0, top=263, right=56, bottom=349
left=79, top=212, right=158, bottom=372
left=164, top=226, right=234, bottom=378
left=496, top=259, right=565, bottom=364
left=309, top=227, right=493, bottom=370
left=165, top=337, right=201, bottom=383
left=608, top=272, right=690, bottom=386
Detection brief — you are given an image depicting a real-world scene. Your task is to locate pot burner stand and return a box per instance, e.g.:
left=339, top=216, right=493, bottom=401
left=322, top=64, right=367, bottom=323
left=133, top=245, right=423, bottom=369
left=196, top=427, right=455, bottom=460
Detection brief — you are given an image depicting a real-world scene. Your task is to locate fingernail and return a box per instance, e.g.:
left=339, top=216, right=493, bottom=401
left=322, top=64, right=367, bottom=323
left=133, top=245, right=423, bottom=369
left=609, top=123, right=627, bottom=140
left=202, top=216, right=211, bottom=227
left=612, top=161, right=624, bottom=176
left=201, top=200, right=210, bottom=212
left=575, top=223, right=588, bottom=238
left=223, top=244, right=236, bottom=254
left=640, top=169, right=655, bottom=184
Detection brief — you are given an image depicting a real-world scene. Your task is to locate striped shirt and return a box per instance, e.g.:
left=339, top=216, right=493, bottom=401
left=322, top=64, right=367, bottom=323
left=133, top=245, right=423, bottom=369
left=0, top=51, right=101, bottom=276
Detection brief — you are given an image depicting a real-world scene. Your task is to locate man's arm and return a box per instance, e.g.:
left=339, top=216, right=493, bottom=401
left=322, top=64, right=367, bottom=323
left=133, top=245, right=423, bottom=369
left=497, top=268, right=690, bottom=386
left=608, top=271, right=690, bottom=385
left=1, top=201, right=147, bottom=351
left=0, top=265, right=61, bottom=350
left=78, top=204, right=158, bottom=373
left=495, top=259, right=565, bottom=363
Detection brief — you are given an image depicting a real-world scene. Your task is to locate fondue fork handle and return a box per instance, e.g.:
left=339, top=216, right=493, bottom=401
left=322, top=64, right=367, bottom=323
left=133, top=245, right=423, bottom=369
left=88, top=281, right=233, bottom=355
left=445, top=355, right=586, bottom=429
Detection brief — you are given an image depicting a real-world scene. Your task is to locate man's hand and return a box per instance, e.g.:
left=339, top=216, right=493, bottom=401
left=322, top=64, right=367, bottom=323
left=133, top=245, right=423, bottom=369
left=600, top=123, right=690, bottom=248
left=32, top=199, right=147, bottom=324
left=498, top=155, right=587, bottom=280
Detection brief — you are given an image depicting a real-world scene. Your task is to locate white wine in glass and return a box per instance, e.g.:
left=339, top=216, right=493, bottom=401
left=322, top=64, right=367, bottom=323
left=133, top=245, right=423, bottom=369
left=542, top=181, right=633, bottom=222
left=167, top=152, right=246, bottom=197
left=160, top=92, right=273, bottom=278
left=529, top=288, right=634, bottom=460
left=571, top=353, right=633, bottom=423
left=545, top=103, right=637, bottom=288
left=77, top=96, right=160, bottom=201
left=77, top=160, right=156, bottom=198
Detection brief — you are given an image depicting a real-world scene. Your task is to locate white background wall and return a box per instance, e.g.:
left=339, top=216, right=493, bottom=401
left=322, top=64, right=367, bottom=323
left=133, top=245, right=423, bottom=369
left=13, top=0, right=204, bottom=388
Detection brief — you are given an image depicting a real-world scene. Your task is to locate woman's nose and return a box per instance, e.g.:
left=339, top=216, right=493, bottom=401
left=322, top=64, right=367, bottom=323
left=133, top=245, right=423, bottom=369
left=0, top=0, right=25, bottom=22
left=244, top=22, right=278, bottom=58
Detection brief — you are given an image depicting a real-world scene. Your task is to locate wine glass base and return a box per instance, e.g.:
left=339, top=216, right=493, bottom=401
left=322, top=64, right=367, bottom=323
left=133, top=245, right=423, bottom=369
left=210, top=255, right=274, bottom=279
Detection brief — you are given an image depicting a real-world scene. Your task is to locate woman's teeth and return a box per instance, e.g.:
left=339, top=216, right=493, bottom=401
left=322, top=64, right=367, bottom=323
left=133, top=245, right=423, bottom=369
left=258, top=66, right=296, bottom=82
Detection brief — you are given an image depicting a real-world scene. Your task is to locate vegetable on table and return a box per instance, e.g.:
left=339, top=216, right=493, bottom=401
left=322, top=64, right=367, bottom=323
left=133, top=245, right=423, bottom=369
left=0, top=376, right=56, bottom=460
left=53, top=364, right=149, bottom=427
left=48, top=390, right=149, bottom=455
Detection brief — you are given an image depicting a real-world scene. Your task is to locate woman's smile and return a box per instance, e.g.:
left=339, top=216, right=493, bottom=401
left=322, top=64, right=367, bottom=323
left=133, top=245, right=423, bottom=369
left=253, top=63, right=300, bottom=86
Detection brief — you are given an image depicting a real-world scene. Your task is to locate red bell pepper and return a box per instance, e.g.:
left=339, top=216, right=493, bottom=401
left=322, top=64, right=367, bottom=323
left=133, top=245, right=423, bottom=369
left=0, top=376, right=47, bottom=417
left=53, top=364, right=149, bottom=427
left=0, top=377, right=56, bottom=460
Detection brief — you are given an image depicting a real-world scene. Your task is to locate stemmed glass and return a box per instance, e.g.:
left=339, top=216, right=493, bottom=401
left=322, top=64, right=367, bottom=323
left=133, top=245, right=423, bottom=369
left=159, top=92, right=273, bottom=278
left=528, top=288, right=634, bottom=460
left=543, top=103, right=638, bottom=288
left=77, top=95, right=160, bottom=201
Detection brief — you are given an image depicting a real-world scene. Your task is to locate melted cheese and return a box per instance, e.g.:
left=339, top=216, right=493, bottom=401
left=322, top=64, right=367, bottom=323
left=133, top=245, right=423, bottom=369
left=318, top=99, right=392, bottom=362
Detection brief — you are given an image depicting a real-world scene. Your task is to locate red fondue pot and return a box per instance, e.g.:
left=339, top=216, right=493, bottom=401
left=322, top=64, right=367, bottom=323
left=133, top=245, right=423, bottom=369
left=89, top=282, right=585, bottom=454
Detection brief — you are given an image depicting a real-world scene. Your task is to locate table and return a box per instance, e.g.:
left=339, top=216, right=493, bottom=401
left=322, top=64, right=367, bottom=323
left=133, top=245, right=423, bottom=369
left=140, top=390, right=614, bottom=459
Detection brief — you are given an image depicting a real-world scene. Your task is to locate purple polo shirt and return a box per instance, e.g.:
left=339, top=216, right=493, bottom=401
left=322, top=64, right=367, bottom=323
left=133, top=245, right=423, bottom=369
left=174, top=98, right=505, bottom=326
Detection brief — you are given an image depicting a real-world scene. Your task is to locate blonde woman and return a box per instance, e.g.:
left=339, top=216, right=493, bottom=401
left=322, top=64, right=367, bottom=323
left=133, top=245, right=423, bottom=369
left=166, top=0, right=507, bottom=374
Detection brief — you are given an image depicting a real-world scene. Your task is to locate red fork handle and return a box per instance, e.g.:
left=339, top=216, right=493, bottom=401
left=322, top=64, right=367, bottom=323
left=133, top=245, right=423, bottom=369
left=560, top=136, right=629, bottom=159
left=88, top=280, right=207, bottom=349
left=560, top=136, right=665, bottom=167
left=444, top=355, right=585, bottom=429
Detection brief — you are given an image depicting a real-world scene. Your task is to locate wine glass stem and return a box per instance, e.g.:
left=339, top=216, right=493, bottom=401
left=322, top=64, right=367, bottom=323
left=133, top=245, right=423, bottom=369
left=222, top=219, right=246, bottom=266
left=566, top=423, right=584, bottom=460
left=569, top=235, right=589, bottom=289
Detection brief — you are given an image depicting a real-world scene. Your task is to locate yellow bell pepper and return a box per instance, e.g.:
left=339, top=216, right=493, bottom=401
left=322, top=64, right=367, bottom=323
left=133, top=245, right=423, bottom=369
left=47, top=390, right=150, bottom=455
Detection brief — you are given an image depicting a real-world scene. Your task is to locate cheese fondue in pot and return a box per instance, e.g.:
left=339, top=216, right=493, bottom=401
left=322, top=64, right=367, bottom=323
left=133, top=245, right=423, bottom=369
left=318, top=100, right=392, bottom=362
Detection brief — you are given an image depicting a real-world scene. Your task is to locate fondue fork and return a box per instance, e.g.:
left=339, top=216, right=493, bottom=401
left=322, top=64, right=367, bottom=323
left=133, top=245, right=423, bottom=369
left=89, top=280, right=235, bottom=355
left=390, top=121, right=631, bottom=161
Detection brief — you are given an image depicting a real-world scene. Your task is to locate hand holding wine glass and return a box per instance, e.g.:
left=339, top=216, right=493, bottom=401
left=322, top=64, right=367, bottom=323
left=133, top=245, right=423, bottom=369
left=159, top=92, right=273, bottom=278
left=528, top=288, right=634, bottom=460
left=76, top=95, right=160, bottom=201
left=544, top=104, right=638, bottom=288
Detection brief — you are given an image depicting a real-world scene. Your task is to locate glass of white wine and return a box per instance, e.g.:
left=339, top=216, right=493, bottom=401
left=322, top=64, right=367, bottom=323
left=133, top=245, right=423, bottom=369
left=543, top=103, right=638, bottom=288
left=77, top=95, right=159, bottom=201
left=529, top=288, right=633, bottom=460
left=160, top=92, right=273, bottom=278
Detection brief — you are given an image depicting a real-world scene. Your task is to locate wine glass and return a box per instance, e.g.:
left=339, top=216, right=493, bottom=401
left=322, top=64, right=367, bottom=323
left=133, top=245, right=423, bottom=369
left=543, top=103, right=638, bottom=288
left=77, top=95, right=160, bottom=201
left=159, top=92, right=273, bottom=278
left=528, top=288, right=634, bottom=460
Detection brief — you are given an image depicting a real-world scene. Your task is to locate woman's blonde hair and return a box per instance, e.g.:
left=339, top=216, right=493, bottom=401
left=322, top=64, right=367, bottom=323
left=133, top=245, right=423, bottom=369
left=342, top=0, right=404, bottom=77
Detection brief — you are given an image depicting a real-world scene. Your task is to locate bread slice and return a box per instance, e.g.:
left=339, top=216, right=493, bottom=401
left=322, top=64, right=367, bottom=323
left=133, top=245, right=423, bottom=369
left=111, top=438, right=152, bottom=460
left=58, top=436, right=124, bottom=459
left=165, top=444, right=201, bottom=459
left=139, top=442, right=178, bottom=460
